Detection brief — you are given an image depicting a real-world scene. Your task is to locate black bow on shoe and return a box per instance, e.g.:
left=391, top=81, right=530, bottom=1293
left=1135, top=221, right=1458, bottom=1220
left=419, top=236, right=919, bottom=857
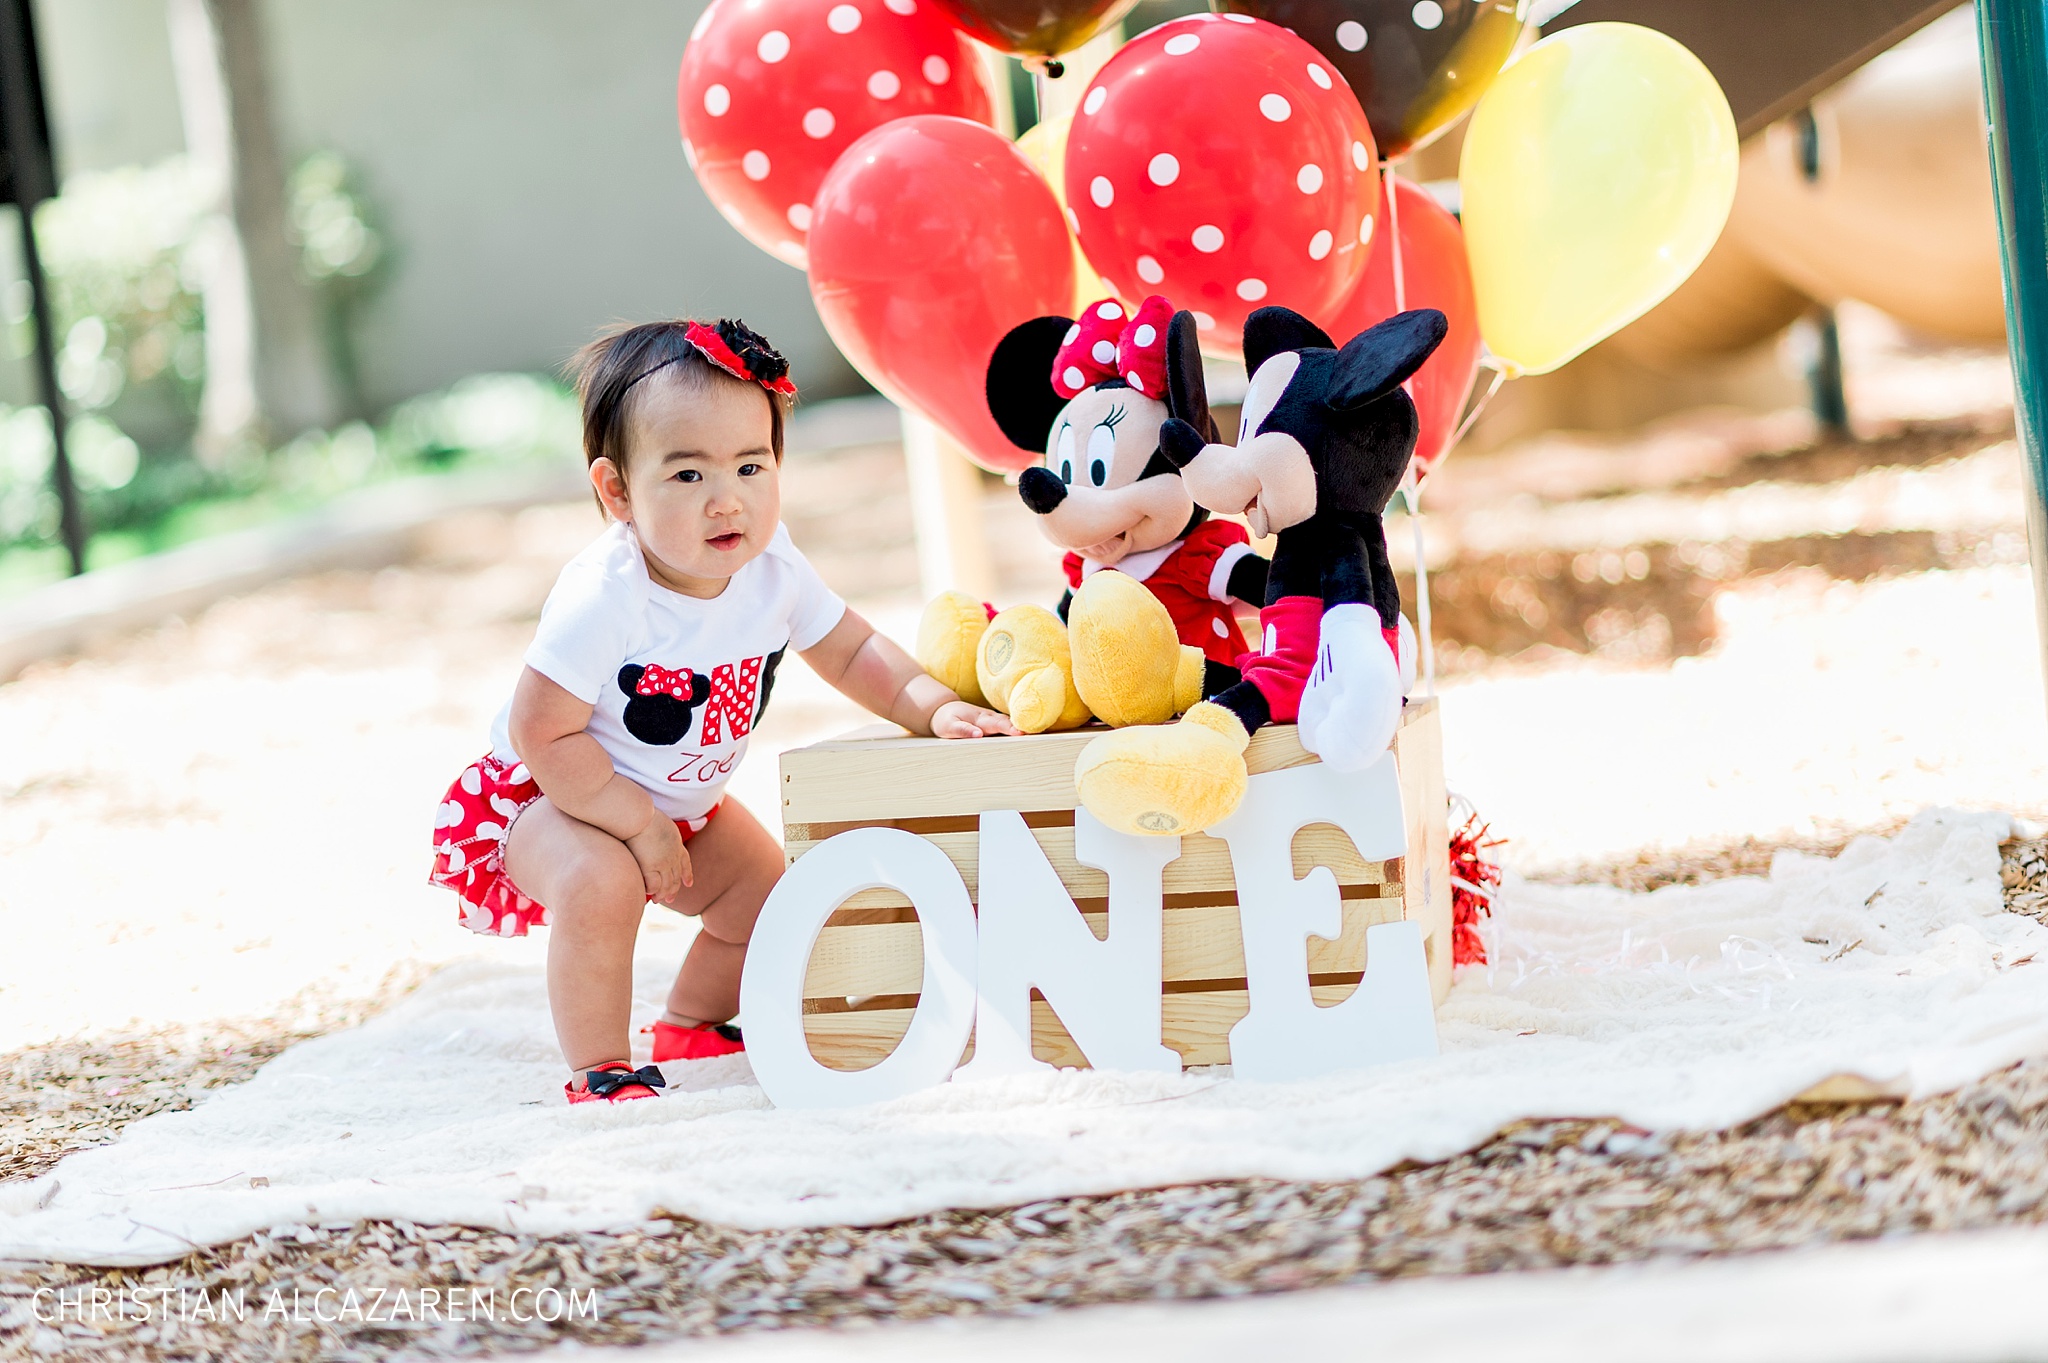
left=584, top=1064, right=667, bottom=1098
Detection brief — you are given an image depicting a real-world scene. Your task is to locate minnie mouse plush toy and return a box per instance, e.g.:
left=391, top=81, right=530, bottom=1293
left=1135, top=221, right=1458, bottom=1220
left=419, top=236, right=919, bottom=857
left=917, top=295, right=1272, bottom=732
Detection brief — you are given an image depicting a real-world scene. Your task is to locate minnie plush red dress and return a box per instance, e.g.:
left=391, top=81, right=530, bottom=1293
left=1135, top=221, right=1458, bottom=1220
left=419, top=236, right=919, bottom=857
left=1061, top=518, right=1266, bottom=690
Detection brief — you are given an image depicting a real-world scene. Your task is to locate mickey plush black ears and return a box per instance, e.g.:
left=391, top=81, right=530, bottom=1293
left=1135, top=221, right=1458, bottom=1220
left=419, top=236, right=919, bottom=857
left=986, top=315, right=1075, bottom=453
left=1242, top=307, right=1337, bottom=378
left=1327, top=308, right=1449, bottom=412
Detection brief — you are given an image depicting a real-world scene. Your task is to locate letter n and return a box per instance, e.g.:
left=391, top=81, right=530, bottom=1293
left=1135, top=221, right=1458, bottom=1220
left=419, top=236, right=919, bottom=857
left=699, top=658, right=763, bottom=744
left=954, top=810, right=1181, bottom=1080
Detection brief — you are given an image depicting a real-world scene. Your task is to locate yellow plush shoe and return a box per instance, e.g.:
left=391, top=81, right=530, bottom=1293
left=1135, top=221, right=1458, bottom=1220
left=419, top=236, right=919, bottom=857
left=1068, top=570, right=1185, bottom=728
left=1074, top=702, right=1250, bottom=836
left=915, top=591, right=992, bottom=709
left=978, top=604, right=1092, bottom=734
left=1173, top=644, right=1206, bottom=715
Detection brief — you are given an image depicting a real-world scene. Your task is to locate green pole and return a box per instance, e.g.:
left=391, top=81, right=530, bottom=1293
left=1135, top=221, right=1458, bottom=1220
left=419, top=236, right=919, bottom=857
left=1979, top=0, right=2048, bottom=707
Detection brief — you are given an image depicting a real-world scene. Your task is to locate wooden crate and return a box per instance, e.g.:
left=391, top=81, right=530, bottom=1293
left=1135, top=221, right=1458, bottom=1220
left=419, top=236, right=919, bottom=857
left=780, top=698, right=1450, bottom=1071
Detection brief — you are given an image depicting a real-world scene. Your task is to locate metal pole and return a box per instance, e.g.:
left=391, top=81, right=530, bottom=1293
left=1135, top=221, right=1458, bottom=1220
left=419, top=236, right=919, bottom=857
left=1793, top=106, right=1851, bottom=437
left=0, top=0, right=80, bottom=577
left=1977, top=0, right=2048, bottom=707
left=1808, top=308, right=1850, bottom=436
left=13, top=200, right=82, bottom=576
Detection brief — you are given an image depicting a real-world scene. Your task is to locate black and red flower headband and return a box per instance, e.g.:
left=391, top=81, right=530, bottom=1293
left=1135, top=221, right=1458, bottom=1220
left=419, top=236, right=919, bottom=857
left=624, top=320, right=797, bottom=398
left=684, top=320, right=797, bottom=396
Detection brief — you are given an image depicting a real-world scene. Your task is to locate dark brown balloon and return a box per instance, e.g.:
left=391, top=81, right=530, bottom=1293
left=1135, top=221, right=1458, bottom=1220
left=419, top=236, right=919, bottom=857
left=927, top=0, right=1139, bottom=63
left=1211, top=0, right=1523, bottom=159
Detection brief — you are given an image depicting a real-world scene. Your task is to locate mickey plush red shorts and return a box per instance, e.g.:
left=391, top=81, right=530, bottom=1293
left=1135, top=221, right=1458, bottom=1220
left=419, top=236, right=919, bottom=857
left=1237, top=597, right=1403, bottom=721
left=429, top=755, right=716, bottom=938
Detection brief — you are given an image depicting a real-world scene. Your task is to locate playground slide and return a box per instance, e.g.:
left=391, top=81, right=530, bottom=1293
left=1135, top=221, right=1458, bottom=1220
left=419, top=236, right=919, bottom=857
left=1554, top=2, right=2001, bottom=361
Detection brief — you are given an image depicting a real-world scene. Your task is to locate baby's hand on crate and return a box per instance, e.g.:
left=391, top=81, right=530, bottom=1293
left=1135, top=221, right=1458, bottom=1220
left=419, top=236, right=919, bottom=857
left=624, top=812, right=692, bottom=906
left=931, top=700, right=1021, bottom=739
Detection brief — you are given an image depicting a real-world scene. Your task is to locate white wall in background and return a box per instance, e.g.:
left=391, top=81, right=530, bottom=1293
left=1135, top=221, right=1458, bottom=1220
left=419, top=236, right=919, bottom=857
left=27, top=0, right=859, bottom=415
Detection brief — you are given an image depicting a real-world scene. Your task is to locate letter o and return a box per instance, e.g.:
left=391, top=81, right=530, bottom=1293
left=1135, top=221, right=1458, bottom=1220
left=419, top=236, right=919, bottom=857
left=740, top=828, right=976, bottom=1108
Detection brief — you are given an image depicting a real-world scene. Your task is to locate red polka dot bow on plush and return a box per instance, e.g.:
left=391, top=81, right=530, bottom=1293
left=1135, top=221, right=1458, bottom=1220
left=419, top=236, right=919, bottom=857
left=637, top=664, right=697, bottom=699
left=1051, top=295, right=1175, bottom=400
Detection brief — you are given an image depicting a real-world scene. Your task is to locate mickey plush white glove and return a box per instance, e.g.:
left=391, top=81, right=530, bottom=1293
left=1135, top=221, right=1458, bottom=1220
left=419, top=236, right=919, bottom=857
left=1297, top=602, right=1402, bottom=771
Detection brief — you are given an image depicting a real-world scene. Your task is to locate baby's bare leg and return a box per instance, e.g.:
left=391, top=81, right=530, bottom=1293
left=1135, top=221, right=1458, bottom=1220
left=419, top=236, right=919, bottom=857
left=659, top=797, right=784, bottom=1026
left=502, top=798, right=646, bottom=1075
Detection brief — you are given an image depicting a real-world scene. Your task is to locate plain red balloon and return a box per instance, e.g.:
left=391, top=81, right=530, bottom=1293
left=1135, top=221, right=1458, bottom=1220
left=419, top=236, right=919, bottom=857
left=807, top=116, right=1077, bottom=473
left=1320, top=176, right=1481, bottom=474
left=1064, top=15, right=1379, bottom=361
left=678, top=0, right=995, bottom=270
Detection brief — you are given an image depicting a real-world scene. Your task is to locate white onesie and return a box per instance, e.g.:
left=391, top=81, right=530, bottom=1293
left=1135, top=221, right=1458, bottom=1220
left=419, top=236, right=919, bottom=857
left=490, top=521, right=846, bottom=821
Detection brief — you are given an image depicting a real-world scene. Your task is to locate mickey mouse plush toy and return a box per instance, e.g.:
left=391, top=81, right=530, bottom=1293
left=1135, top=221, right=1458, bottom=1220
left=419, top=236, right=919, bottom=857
left=917, top=295, right=1272, bottom=732
left=1074, top=306, right=1445, bottom=837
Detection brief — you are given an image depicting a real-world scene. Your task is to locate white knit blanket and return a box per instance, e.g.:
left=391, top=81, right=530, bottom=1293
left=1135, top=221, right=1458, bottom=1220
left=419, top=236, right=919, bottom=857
left=4, top=807, right=2041, bottom=1267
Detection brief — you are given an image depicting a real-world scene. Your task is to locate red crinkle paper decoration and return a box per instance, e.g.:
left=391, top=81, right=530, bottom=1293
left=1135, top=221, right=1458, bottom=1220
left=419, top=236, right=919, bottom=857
left=1448, top=808, right=1502, bottom=968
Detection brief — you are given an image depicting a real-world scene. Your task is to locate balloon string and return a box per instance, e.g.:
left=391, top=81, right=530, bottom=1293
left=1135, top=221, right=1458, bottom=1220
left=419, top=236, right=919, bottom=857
left=1385, top=161, right=1406, bottom=314
left=1386, top=160, right=1422, bottom=688
left=1445, top=365, right=1509, bottom=460
left=1405, top=364, right=1507, bottom=696
left=1405, top=467, right=1435, bottom=697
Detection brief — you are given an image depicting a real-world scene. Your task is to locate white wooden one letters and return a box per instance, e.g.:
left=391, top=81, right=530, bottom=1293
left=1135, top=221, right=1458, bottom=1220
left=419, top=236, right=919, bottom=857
left=739, top=827, right=977, bottom=1110
left=1209, top=754, right=1440, bottom=1081
left=953, top=810, right=1182, bottom=1082
left=741, top=755, right=1439, bottom=1109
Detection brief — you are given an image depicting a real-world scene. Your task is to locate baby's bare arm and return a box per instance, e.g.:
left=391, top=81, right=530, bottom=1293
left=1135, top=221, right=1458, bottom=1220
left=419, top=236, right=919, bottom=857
left=507, top=668, right=688, bottom=898
left=505, top=667, right=657, bottom=841
left=801, top=609, right=1017, bottom=738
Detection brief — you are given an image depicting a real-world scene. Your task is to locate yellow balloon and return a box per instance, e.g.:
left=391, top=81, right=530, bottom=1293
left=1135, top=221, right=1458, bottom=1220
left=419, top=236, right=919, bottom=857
left=1459, top=22, right=1738, bottom=377
left=1016, top=111, right=1117, bottom=316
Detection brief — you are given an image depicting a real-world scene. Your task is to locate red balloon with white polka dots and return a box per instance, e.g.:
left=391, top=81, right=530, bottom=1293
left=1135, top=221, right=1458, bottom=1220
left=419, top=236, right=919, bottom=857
left=678, top=0, right=997, bottom=269
left=1064, top=14, right=1381, bottom=360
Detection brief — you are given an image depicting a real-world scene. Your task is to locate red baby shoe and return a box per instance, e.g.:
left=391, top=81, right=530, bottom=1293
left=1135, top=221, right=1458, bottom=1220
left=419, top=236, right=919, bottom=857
left=644, top=1020, right=746, bottom=1062
left=566, top=1062, right=666, bottom=1104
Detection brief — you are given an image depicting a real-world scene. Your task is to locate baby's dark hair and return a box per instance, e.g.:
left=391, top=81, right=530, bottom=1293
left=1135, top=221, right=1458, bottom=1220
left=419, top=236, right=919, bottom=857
left=570, top=318, right=793, bottom=477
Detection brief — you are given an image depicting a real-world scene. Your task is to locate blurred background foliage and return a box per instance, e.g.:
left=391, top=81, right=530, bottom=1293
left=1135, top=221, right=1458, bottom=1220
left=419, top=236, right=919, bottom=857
left=0, top=149, right=577, bottom=599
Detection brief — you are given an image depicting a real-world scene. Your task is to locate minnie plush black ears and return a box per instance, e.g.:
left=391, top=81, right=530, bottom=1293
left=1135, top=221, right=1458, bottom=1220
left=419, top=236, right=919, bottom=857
left=987, top=305, right=1214, bottom=454
left=986, top=315, right=1074, bottom=453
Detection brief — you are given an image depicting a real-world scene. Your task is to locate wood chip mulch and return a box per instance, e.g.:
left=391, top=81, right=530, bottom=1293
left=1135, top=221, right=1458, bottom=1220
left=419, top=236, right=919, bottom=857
left=0, top=965, right=433, bottom=1189
left=3, top=834, right=2044, bottom=1362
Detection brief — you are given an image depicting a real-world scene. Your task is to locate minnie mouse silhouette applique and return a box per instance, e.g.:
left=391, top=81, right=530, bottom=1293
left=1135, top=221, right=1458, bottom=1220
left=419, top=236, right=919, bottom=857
left=617, top=664, right=712, bottom=746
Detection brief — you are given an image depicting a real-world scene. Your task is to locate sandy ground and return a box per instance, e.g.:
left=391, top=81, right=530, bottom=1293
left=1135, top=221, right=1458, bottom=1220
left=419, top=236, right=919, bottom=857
left=610, top=1222, right=2048, bottom=1363
left=1442, top=563, right=2048, bottom=869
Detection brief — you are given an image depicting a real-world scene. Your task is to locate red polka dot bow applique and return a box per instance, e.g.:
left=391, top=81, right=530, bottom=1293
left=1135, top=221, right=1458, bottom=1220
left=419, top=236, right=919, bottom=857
left=1051, top=295, right=1176, bottom=400
left=636, top=664, right=698, bottom=699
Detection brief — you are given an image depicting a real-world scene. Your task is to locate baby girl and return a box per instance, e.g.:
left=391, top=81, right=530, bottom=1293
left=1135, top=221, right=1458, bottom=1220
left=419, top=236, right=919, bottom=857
left=430, top=318, right=1014, bottom=1102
